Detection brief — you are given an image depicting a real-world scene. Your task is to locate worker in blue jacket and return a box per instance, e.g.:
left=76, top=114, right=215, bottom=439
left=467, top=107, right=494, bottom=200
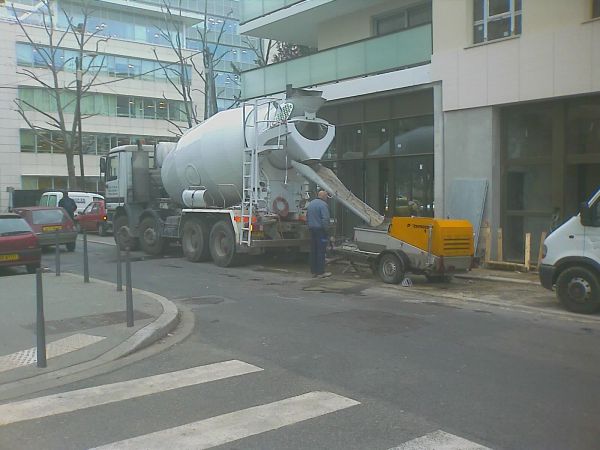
left=307, top=190, right=331, bottom=278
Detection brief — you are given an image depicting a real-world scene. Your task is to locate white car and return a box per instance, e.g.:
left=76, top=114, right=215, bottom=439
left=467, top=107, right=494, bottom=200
left=39, top=191, right=104, bottom=217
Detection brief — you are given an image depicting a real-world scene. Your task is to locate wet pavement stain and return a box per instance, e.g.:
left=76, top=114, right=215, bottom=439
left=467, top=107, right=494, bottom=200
left=179, top=296, right=228, bottom=306
left=23, top=310, right=152, bottom=334
left=303, top=279, right=371, bottom=296
left=315, top=309, right=426, bottom=335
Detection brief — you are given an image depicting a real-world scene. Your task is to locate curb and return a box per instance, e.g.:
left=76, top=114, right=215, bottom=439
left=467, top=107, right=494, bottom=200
left=0, top=274, right=180, bottom=399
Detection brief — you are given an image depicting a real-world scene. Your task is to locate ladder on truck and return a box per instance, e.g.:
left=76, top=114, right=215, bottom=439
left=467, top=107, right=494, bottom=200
left=240, top=99, right=286, bottom=246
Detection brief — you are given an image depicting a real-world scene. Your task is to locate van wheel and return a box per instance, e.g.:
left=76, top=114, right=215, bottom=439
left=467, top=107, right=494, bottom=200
left=377, top=253, right=404, bottom=284
left=556, top=266, right=600, bottom=314
left=209, top=221, right=241, bottom=267
left=113, top=215, right=139, bottom=251
left=139, top=217, right=165, bottom=256
left=182, top=219, right=210, bottom=262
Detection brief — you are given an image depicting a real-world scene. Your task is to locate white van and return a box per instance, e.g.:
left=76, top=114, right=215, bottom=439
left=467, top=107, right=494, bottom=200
left=539, top=188, right=600, bottom=314
left=39, top=191, right=105, bottom=216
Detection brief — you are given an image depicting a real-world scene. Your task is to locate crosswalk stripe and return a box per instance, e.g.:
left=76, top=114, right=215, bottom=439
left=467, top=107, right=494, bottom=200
left=0, top=360, right=262, bottom=426
left=91, top=391, right=360, bottom=450
left=389, top=430, right=491, bottom=450
left=0, top=333, right=106, bottom=373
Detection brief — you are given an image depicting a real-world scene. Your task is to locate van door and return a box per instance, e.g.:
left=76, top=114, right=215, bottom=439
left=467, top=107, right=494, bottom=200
left=48, top=194, right=58, bottom=207
left=583, top=194, right=600, bottom=261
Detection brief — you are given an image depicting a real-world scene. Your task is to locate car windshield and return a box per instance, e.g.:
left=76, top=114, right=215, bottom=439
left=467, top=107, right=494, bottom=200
left=32, top=209, right=65, bottom=225
left=0, top=217, right=32, bottom=235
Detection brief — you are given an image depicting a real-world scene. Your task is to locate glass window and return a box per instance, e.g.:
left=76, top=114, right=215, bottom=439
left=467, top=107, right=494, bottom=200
left=594, top=0, right=600, bottom=18
left=128, top=58, right=141, bottom=77
left=82, top=134, right=97, bottom=154
left=392, top=116, right=434, bottom=155
left=506, top=166, right=553, bottom=211
left=114, top=56, right=129, bottom=77
left=505, top=107, right=553, bottom=159
left=16, top=42, right=33, bottom=66
left=473, top=0, right=521, bottom=44
left=144, top=98, right=156, bottom=119
left=20, top=129, right=35, bottom=152
left=32, top=209, right=66, bottom=225
left=37, top=131, right=52, bottom=153
left=168, top=101, right=182, bottom=121
left=567, top=99, right=600, bottom=155
left=117, top=96, right=131, bottom=117
left=48, top=194, right=57, bottom=207
left=52, top=132, right=66, bottom=154
left=394, top=156, right=434, bottom=217
left=107, top=155, right=119, bottom=181
left=157, top=99, right=168, bottom=119
left=141, top=59, right=155, bottom=81
left=337, top=125, right=363, bottom=159
left=97, top=135, right=111, bottom=155
left=365, top=121, right=391, bottom=157
left=32, top=47, right=49, bottom=68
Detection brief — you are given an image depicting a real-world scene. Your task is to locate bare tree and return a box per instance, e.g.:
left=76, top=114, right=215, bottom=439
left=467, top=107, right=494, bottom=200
left=12, top=0, right=107, bottom=190
left=242, top=37, right=275, bottom=67
left=272, top=41, right=314, bottom=63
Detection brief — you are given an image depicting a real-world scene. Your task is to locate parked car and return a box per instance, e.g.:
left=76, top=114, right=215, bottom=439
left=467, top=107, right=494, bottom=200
left=0, top=213, right=41, bottom=274
left=77, top=200, right=109, bottom=236
left=13, top=207, right=78, bottom=251
left=39, top=191, right=104, bottom=217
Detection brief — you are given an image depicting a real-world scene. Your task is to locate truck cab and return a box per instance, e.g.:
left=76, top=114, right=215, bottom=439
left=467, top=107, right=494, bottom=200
left=539, top=188, right=600, bottom=313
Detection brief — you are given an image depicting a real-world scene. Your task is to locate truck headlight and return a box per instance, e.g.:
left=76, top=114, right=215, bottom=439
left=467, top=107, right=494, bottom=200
left=542, top=244, right=547, bottom=258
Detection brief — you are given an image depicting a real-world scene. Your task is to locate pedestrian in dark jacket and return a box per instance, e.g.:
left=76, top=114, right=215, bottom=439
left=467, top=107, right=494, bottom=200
left=307, top=190, right=331, bottom=278
left=58, top=191, right=77, bottom=220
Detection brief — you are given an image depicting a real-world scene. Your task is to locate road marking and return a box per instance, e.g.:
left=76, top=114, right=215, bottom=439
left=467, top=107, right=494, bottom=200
left=389, top=430, right=491, bottom=449
left=91, top=391, right=360, bottom=449
left=0, top=333, right=105, bottom=373
left=0, top=360, right=262, bottom=426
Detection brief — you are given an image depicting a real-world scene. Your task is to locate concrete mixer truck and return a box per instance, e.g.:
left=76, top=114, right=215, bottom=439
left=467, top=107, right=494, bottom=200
left=100, top=89, right=383, bottom=267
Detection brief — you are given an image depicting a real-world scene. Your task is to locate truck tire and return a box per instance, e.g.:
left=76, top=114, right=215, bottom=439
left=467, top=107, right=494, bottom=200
left=113, top=215, right=139, bottom=251
left=182, top=219, right=210, bottom=262
left=139, top=217, right=165, bottom=256
left=209, top=221, right=240, bottom=267
left=377, top=253, right=404, bottom=284
left=556, top=266, right=600, bottom=314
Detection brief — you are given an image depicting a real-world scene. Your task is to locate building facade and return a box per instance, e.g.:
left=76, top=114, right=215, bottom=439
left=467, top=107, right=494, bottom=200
left=240, top=0, right=600, bottom=260
left=0, top=0, right=257, bottom=210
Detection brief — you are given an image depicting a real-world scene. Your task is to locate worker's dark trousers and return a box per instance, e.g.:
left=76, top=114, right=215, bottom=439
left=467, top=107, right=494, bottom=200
left=309, top=228, right=327, bottom=275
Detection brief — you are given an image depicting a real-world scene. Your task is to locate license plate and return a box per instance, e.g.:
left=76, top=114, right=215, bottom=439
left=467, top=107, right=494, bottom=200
left=43, top=225, right=63, bottom=232
left=0, top=254, right=19, bottom=261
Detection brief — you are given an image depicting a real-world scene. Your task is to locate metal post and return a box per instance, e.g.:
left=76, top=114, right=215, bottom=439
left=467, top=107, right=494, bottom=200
left=125, top=246, right=134, bottom=327
left=35, top=269, right=47, bottom=368
left=54, top=232, right=60, bottom=276
left=116, top=243, right=122, bottom=292
left=83, top=228, right=89, bottom=283
left=75, top=56, right=85, bottom=190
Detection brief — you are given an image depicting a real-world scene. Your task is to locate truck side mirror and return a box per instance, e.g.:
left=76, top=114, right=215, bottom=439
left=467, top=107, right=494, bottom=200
left=99, top=157, right=106, bottom=175
left=580, top=202, right=592, bottom=226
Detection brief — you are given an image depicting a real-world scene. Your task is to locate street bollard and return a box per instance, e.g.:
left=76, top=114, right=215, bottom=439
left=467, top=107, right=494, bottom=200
left=35, top=268, right=47, bottom=368
left=83, top=229, right=89, bottom=283
left=116, top=243, right=123, bottom=292
left=54, top=232, right=60, bottom=276
left=125, top=246, right=134, bottom=327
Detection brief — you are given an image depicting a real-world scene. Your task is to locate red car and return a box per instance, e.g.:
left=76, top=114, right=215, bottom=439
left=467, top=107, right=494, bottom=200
left=0, top=213, right=41, bottom=274
left=77, top=200, right=109, bottom=236
left=13, top=207, right=78, bottom=251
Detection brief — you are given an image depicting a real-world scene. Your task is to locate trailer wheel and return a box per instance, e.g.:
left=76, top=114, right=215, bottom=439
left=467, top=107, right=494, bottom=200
left=182, top=219, right=210, bottom=262
left=556, top=266, right=600, bottom=314
left=139, top=217, right=165, bottom=256
left=377, top=253, right=404, bottom=284
left=209, top=221, right=240, bottom=267
left=113, top=215, right=139, bottom=251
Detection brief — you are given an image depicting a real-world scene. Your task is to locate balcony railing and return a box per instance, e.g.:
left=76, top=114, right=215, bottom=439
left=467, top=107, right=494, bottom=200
left=240, top=0, right=305, bottom=24
left=241, top=23, right=432, bottom=99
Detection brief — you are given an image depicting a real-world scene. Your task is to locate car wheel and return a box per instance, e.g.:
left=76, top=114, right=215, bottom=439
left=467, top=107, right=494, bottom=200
left=26, top=263, right=40, bottom=274
left=556, top=266, right=600, bottom=314
left=66, top=241, right=76, bottom=252
left=377, top=253, right=404, bottom=284
left=209, top=221, right=242, bottom=267
left=182, top=219, right=211, bottom=262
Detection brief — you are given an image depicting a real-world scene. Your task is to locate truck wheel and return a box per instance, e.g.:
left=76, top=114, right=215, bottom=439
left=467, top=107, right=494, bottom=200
left=556, top=266, right=600, bottom=314
left=377, top=253, right=404, bottom=284
left=113, top=215, right=139, bottom=251
left=98, top=223, right=108, bottom=237
left=182, top=219, right=210, bottom=262
left=209, top=221, right=240, bottom=267
left=139, top=217, right=165, bottom=256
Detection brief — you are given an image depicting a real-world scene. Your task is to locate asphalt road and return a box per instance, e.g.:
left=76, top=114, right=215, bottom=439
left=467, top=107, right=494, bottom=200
left=1, top=238, right=599, bottom=450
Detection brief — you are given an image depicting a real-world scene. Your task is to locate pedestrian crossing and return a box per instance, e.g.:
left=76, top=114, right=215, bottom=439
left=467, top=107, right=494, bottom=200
left=0, top=359, right=490, bottom=449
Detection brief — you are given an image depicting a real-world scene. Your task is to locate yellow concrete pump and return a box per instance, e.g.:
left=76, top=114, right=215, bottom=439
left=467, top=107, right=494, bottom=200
left=350, top=217, right=475, bottom=284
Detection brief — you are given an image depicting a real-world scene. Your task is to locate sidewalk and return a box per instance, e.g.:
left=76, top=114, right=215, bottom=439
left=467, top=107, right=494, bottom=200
left=0, top=271, right=178, bottom=394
